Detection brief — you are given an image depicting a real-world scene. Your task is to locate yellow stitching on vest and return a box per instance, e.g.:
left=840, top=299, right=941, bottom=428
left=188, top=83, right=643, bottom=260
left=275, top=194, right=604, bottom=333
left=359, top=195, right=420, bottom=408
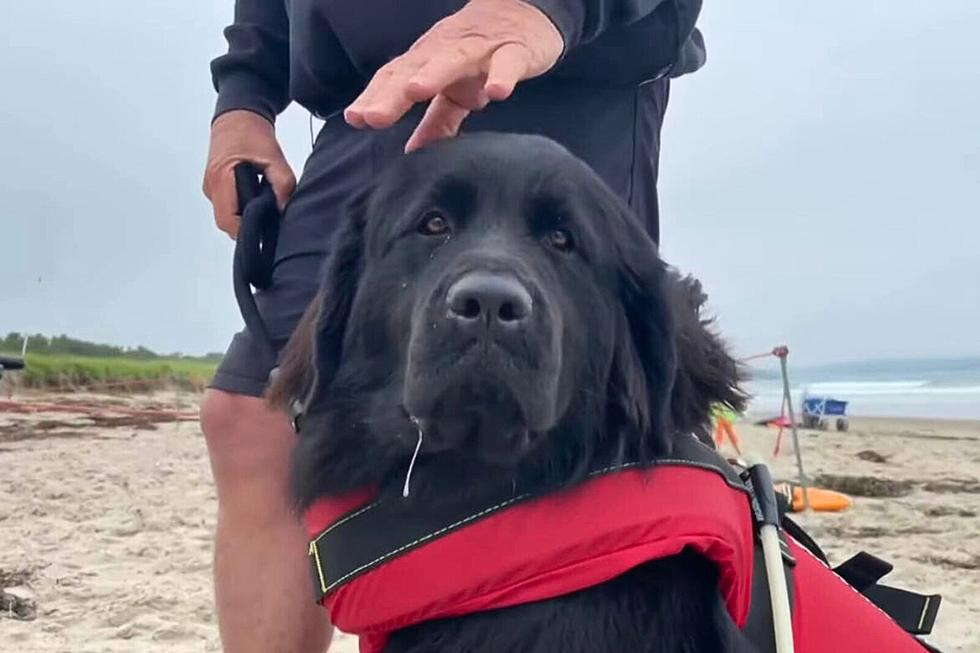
left=588, top=458, right=749, bottom=494
left=311, top=537, right=328, bottom=593
left=312, top=500, right=381, bottom=545
left=312, top=456, right=749, bottom=594
left=322, top=492, right=534, bottom=592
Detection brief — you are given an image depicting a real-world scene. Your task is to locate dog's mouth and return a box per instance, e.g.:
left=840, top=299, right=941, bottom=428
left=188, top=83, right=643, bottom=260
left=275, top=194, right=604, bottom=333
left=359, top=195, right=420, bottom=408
left=403, top=361, right=547, bottom=466
left=402, top=268, right=564, bottom=466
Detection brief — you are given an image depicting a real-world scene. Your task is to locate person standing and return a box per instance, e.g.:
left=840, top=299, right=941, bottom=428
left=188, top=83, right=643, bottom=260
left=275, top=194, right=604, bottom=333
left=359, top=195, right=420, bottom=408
left=202, top=1, right=706, bottom=650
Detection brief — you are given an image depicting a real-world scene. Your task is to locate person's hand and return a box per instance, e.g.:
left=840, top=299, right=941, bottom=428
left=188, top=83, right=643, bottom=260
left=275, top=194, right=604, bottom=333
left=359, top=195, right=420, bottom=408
left=344, top=0, right=564, bottom=153
left=203, top=110, right=296, bottom=239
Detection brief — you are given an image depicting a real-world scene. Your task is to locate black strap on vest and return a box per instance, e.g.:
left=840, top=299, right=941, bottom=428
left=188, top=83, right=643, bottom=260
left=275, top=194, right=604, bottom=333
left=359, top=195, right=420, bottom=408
left=781, top=514, right=828, bottom=565
left=232, top=163, right=281, bottom=373
left=307, top=436, right=749, bottom=600
left=747, top=504, right=941, bottom=648
left=833, top=551, right=941, bottom=637
left=761, top=518, right=941, bottom=650
left=306, top=436, right=943, bottom=651
left=778, top=525, right=942, bottom=643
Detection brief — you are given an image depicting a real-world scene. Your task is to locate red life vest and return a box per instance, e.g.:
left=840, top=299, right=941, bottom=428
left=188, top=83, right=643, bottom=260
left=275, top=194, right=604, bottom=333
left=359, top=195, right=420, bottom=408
left=304, top=439, right=935, bottom=653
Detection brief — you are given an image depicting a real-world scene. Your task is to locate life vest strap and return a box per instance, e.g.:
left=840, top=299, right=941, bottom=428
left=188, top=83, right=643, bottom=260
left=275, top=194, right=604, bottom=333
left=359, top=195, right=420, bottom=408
left=781, top=515, right=828, bottom=564
left=307, top=436, right=748, bottom=602
left=834, top=552, right=941, bottom=636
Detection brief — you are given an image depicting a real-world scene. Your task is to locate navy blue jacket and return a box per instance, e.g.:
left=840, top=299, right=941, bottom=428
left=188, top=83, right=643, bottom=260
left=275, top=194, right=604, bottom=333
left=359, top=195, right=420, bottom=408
left=210, top=1, right=707, bottom=243
left=211, top=0, right=705, bottom=123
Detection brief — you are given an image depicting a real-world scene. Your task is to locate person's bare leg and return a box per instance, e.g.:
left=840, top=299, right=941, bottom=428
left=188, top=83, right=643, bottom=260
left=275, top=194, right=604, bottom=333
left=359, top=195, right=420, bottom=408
left=200, top=389, right=332, bottom=653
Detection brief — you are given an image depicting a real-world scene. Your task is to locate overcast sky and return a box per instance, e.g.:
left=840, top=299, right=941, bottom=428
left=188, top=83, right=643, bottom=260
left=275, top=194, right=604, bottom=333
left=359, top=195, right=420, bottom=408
left=1, top=1, right=977, bottom=365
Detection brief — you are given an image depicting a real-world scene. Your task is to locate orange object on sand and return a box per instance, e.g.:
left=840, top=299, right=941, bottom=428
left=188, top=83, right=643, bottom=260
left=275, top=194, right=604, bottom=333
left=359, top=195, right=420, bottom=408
left=775, top=482, right=852, bottom=513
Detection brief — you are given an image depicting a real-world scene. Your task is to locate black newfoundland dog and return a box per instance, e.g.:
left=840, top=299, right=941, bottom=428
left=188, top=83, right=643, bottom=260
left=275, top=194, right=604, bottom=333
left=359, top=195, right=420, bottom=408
left=270, top=133, right=750, bottom=652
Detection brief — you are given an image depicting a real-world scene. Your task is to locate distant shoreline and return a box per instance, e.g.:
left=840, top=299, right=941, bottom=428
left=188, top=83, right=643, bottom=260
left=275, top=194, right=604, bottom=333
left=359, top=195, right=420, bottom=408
left=745, top=412, right=980, bottom=431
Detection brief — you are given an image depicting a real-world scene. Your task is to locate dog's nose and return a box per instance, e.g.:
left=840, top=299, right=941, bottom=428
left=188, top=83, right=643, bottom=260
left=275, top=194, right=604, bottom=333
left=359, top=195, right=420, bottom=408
left=446, top=273, right=532, bottom=326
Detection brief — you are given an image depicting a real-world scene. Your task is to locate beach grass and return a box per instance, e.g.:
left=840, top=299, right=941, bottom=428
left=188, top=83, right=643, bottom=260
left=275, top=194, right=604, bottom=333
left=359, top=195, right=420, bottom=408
left=1, top=351, right=217, bottom=391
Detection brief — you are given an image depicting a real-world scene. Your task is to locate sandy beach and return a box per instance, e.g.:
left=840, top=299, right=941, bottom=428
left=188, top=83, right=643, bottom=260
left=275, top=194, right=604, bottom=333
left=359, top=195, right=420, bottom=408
left=1, top=391, right=977, bottom=652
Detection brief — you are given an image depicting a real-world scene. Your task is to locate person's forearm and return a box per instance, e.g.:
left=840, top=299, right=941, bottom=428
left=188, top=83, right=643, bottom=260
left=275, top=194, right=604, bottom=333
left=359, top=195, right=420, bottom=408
left=210, top=0, right=291, bottom=123
left=525, top=0, right=673, bottom=50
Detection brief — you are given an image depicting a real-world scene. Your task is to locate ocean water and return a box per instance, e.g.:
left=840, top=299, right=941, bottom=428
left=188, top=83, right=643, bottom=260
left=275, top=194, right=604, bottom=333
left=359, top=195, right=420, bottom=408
left=745, top=357, right=980, bottom=420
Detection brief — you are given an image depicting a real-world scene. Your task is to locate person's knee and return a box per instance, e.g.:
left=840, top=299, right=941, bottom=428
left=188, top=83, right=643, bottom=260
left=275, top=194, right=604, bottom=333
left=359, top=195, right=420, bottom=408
left=200, top=389, right=238, bottom=443
left=202, top=389, right=271, bottom=450
left=200, top=389, right=295, bottom=498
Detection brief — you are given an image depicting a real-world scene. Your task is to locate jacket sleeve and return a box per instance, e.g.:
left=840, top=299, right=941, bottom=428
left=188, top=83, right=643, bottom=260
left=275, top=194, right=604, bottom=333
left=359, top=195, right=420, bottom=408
left=525, top=0, right=675, bottom=51
left=210, top=0, right=291, bottom=123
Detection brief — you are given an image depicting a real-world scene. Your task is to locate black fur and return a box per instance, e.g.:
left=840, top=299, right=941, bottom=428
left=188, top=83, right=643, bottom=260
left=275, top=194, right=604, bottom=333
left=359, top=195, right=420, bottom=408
left=270, top=133, right=751, bottom=653
left=387, top=550, right=754, bottom=653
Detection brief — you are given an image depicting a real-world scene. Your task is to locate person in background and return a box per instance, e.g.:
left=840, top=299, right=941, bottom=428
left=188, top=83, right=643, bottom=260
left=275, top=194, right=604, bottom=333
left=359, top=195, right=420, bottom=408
left=202, top=1, right=707, bottom=650
left=711, top=402, right=744, bottom=454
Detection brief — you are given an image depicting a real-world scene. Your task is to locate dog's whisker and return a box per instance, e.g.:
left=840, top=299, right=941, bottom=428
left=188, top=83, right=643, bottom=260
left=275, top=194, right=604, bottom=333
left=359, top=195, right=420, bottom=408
left=402, top=416, right=425, bottom=498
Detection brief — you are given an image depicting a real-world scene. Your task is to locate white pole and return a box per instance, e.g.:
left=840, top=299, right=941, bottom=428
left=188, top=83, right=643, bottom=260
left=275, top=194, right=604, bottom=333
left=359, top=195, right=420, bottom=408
left=743, top=454, right=796, bottom=653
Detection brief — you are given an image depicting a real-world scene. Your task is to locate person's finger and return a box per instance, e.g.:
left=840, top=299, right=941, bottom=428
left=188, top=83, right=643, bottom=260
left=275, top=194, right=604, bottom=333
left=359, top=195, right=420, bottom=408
left=484, top=43, right=529, bottom=102
left=262, top=160, right=297, bottom=212
left=441, top=75, right=492, bottom=111
left=406, top=46, right=480, bottom=102
left=344, top=65, right=396, bottom=128
left=404, top=93, right=471, bottom=153
left=345, top=64, right=400, bottom=128
left=207, top=167, right=240, bottom=240
left=345, top=60, right=421, bottom=130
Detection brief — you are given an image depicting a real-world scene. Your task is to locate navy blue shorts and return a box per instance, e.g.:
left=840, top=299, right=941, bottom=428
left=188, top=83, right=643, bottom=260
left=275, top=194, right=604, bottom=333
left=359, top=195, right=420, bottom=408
left=211, top=79, right=670, bottom=398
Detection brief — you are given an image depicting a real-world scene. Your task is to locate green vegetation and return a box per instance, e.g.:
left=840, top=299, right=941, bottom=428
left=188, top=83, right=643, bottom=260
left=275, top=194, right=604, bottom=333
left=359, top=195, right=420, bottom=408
left=1, top=332, right=223, bottom=361
left=1, top=333, right=219, bottom=391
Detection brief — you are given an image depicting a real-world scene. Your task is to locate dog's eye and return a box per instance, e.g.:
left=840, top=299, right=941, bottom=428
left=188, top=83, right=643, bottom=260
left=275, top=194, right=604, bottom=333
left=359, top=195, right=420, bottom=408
left=417, top=210, right=450, bottom=236
left=545, top=228, right=574, bottom=252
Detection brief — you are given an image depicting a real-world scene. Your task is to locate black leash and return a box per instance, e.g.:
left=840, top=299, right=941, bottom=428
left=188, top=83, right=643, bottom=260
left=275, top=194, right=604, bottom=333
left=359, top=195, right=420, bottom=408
left=232, top=163, right=281, bottom=374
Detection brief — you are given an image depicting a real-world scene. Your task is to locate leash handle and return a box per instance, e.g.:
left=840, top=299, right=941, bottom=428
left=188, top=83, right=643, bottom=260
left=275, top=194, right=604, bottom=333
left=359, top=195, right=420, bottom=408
left=231, top=161, right=280, bottom=372
left=234, top=162, right=263, bottom=215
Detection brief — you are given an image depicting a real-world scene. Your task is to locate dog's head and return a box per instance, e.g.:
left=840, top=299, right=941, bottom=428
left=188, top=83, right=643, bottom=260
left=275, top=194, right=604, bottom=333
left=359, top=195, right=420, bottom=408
left=270, top=134, right=744, bottom=507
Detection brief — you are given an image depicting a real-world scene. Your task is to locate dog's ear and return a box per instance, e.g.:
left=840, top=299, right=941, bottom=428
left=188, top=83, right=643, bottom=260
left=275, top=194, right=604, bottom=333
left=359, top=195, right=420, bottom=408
left=667, top=273, right=748, bottom=443
left=609, top=211, right=678, bottom=457
left=306, top=187, right=371, bottom=407
left=265, top=294, right=321, bottom=410
left=265, top=186, right=371, bottom=411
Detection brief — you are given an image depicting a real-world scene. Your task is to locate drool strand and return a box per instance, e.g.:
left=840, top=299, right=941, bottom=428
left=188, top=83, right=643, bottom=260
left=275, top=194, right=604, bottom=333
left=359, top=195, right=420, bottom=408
left=403, top=416, right=424, bottom=498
